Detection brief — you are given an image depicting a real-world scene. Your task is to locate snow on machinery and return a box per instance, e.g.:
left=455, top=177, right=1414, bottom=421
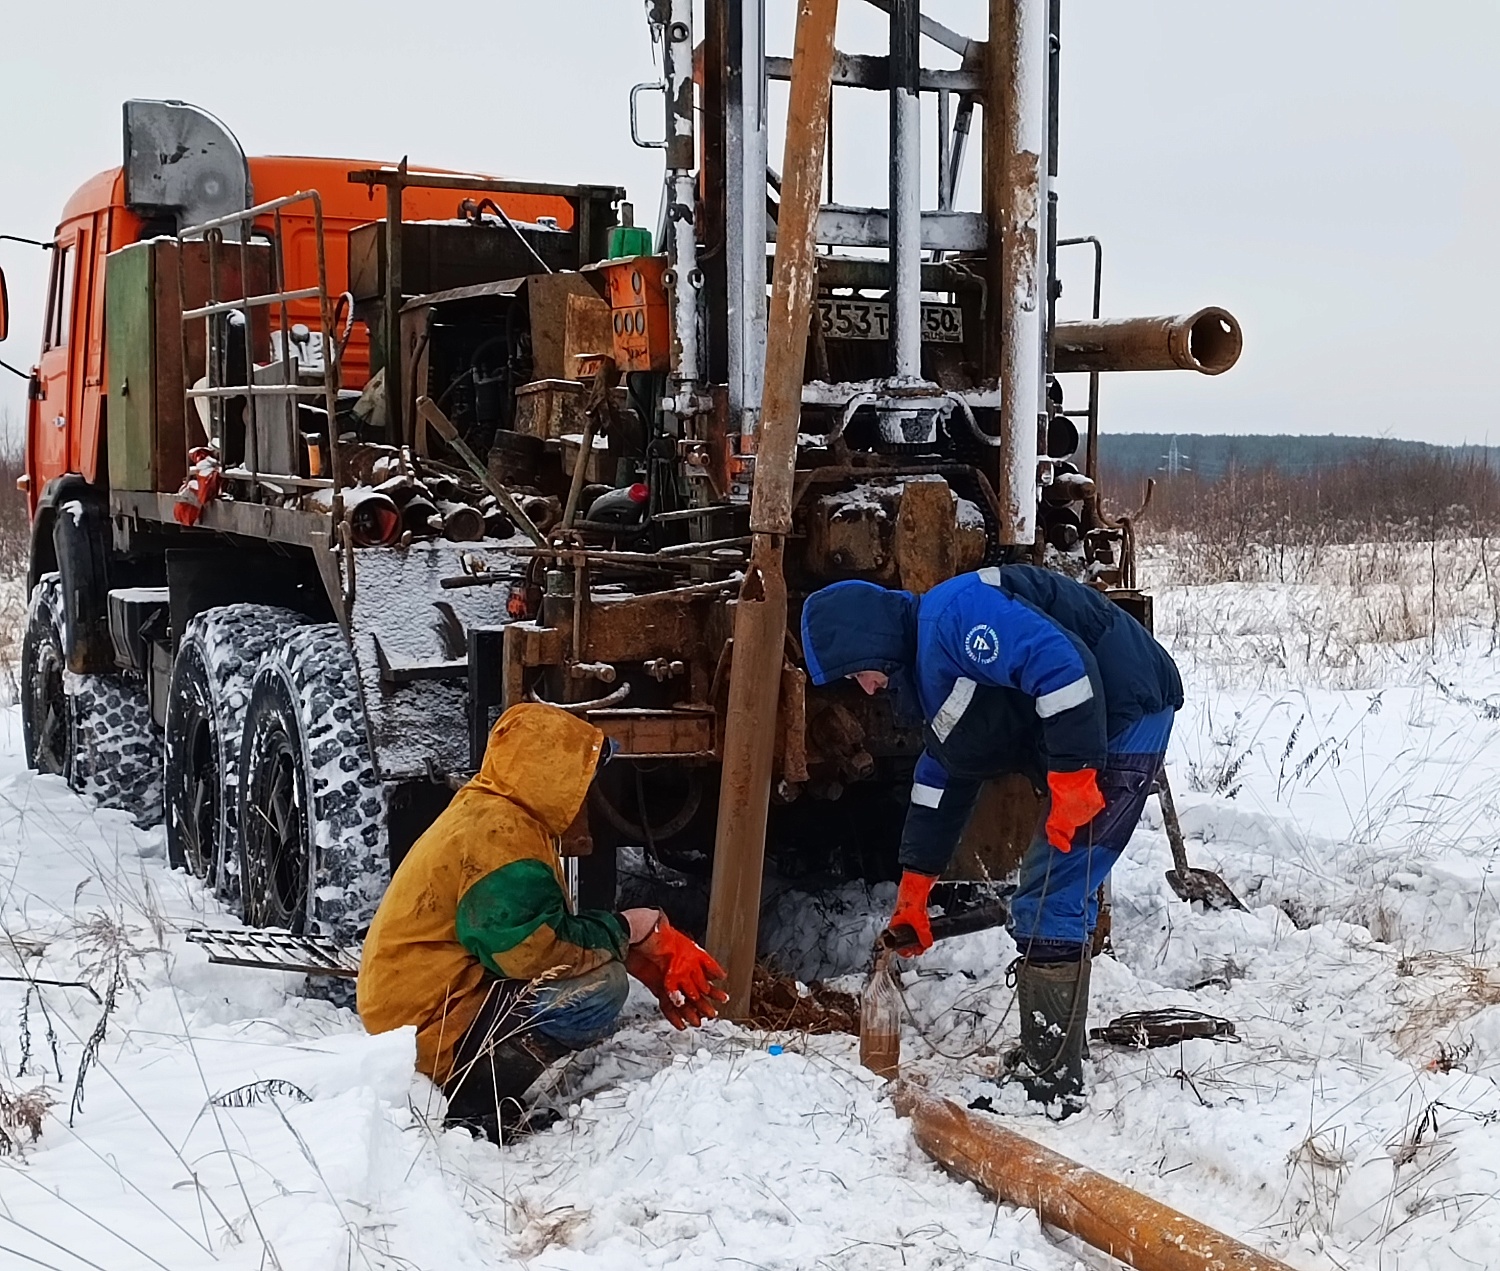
left=0, top=3, right=1241, bottom=979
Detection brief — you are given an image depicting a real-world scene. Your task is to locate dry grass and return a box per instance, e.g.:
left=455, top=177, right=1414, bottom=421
left=1391, top=951, right=1500, bottom=1061
left=0, top=1083, right=54, bottom=1154
left=1132, top=448, right=1500, bottom=575
left=1133, top=449, right=1500, bottom=685
left=0, top=424, right=29, bottom=698
left=1142, top=538, right=1500, bottom=690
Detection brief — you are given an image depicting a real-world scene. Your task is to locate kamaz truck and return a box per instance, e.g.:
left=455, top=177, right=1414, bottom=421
left=0, top=3, right=1241, bottom=967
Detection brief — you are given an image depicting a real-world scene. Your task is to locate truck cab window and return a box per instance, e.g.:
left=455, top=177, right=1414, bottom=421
left=43, top=244, right=73, bottom=350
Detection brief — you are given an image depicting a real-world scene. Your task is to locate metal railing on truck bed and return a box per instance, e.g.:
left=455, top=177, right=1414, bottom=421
left=178, top=190, right=346, bottom=511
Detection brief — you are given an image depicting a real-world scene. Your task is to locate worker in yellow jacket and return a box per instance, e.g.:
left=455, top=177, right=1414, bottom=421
left=358, top=702, right=725, bottom=1138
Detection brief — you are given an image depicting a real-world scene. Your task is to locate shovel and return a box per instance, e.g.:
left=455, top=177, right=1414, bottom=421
left=1155, top=773, right=1246, bottom=911
left=877, top=901, right=1011, bottom=955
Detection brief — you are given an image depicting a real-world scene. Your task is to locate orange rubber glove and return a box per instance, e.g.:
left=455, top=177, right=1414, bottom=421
left=1045, top=768, right=1106, bottom=852
left=887, top=870, right=937, bottom=956
left=627, top=945, right=702, bottom=1029
left=627, top=915, right=729, bottom=1029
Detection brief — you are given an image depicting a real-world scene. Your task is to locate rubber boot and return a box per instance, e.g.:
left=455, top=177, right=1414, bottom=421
left=1013, top=955, right=1092, bottom=1120
left=446, top=1028, right=569, bottom=1144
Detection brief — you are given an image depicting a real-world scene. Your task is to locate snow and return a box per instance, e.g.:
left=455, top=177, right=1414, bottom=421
left=3, top=560, right=1500, bottom=1268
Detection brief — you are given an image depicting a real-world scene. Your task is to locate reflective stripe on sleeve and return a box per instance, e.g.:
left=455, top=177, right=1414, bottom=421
left=1035, top=674, right=1094, bottom=718
left=932, top=677, right=977, bottom=741
left=911, top=783, right=944, bottom=808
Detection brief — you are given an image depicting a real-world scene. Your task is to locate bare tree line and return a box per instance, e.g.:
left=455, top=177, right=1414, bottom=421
left=1124, top=445, right=1500, bottom=585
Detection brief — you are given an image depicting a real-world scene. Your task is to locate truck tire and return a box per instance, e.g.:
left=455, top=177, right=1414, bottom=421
left=237, top=625, right=388, bottom=939
left=67, top=673, right=164, bottom=827
left=164, top=605, right=306, bottom=896
left=22, top=573, right=164, bottom=826
left=20, top=574, right=69, bottom=777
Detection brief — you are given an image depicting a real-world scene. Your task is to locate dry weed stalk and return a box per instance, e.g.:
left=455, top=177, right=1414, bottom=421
left=0, top=1083, right=54, bottom=1153
left=1390, top=952, right=1500, bottom=1059
left=67, top=911, right=154, bottom=1124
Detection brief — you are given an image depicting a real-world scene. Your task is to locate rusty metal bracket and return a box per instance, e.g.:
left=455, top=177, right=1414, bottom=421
left=371, top=635, right=467, bottom=685
left=337, top=520, right=357, bottom=609
left=527, top=683, right=632, bottom=713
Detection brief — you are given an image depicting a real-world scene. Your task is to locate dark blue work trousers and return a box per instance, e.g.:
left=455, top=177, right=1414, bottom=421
left=1008, top=709, right=1173, bottom=962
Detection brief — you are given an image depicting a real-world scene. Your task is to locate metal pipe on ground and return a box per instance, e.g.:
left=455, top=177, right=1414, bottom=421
left=894, top=1086, right=1299, bottom=1271
left=706, top=0, right=840, bottom=1019
left=1053, top=308, right=1243, bottom=375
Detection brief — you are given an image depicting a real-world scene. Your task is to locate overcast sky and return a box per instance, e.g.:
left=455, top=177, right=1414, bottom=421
left=1, top=1, right=1496, bottom=446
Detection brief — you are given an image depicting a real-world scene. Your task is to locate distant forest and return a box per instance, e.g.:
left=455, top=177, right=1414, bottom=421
left=1097, top=433, right=1500, bottom=552
left=1096, top=433, right=1500, bottom=488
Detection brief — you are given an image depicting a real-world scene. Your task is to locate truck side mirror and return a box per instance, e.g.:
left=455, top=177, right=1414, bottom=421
left=0, top=266, right=9, bottom=342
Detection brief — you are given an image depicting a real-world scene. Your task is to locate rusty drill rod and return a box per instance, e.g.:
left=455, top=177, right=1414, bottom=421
left=415, top=397, right=547, bottom=547
left=894, top=1087, right=1298, bottom=1271
left=986, top=0, right=1049, bottom=547
left=705, top=0, right=840, bottom=1018
left=1054, top=309, right=1243, bottom=376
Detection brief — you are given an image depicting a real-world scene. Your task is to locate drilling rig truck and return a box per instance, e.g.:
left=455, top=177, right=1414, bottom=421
left=0, top=2, right=1241, bottom=975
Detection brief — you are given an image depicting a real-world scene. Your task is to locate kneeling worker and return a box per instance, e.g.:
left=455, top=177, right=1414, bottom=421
left=801, top=566, right=1181, bottom=1116
left=358, top=702, right=725, bottom=1137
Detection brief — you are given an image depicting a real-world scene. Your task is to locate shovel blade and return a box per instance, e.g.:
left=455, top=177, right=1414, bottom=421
left=1166, top=868, right=1247, bottom=912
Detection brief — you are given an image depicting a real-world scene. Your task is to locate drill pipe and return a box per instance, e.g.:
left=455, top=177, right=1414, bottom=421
left=706, top=0, right=841, bottom=1018
left=1054, top=308, right=1243, bottom=375
left=895, top=1087, right=1296, bottom=1271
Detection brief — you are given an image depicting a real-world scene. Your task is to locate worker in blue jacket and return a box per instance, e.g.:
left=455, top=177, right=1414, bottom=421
left=801, top=565, right=1182, bottom=1116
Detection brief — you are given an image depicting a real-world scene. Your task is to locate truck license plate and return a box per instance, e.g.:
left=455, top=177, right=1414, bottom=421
left=817, top=298, right=964, bottom=344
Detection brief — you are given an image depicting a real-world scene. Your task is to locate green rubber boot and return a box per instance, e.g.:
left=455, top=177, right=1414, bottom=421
left=1013, top=956, right=1092, bottom=1120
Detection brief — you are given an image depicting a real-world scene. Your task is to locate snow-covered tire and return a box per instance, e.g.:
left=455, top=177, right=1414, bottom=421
left=67, top=672, right=164, bottom=828
left=164, top=605, right=306, bottom=899
left=22, top=573, right=161, bottom=826
left=20, top=574, right=69, bottom=777
left=237, top=625, right=388, bottom=940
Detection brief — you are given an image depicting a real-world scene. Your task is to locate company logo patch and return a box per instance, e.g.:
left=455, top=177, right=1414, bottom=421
left=964, top=623, right=1000, bottom=665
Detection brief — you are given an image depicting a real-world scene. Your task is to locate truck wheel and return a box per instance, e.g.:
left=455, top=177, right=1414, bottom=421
left=67, top=674, right=165, bottom=827
left=237, top=625, right=387, bottom=938
left=164, top=605, right=305, bottom=895
left=20, top=575, right=69, bottom=776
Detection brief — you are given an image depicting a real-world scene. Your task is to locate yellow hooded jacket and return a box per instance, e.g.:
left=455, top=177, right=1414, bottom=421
left=356, top=703, right=626, bottom=1081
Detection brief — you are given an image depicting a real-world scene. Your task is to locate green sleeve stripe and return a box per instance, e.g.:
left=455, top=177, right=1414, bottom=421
left=455, top=859, right=626, bottom=977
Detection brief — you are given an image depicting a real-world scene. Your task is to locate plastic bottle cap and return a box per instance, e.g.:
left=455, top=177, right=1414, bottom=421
left=768, top=1045, right=784, bottom=1056
left=627, top=482, right=650, bottom=504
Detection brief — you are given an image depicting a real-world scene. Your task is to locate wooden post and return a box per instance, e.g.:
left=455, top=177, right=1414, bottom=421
left=706, top=0, right=840, bottom=1018
left=895, top=1087, right=1299, bottom=1271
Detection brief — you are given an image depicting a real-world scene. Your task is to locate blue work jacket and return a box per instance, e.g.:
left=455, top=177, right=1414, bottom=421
left=800, top=566, right=1182, bottom=875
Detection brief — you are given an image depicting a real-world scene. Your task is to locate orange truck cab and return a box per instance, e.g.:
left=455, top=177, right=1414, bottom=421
left=0, top=100, right=600, bottom=562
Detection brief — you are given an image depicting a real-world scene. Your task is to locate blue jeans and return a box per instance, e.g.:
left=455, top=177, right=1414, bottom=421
left=528, top=960, right=630, bottom=1048
left=442, top=961, right=628, bottom=1129
left=1008, top=710, right=1173, bottom=961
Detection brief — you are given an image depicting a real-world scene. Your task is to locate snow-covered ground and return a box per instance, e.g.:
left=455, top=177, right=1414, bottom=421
left=3, top=563, right=1500, bottom=1269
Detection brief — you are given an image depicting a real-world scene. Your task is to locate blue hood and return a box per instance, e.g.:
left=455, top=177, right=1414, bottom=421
left=800, top=581, right=919, bottom=686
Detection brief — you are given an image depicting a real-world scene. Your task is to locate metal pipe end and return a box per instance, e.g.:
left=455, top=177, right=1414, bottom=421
left=1172, top=307, right=1242, bottom=375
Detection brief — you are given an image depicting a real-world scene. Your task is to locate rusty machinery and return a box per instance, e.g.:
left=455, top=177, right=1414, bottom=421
left=381, top=1, right=1243, bottom=996
left=0, top=11, right=1242, bottom=1003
